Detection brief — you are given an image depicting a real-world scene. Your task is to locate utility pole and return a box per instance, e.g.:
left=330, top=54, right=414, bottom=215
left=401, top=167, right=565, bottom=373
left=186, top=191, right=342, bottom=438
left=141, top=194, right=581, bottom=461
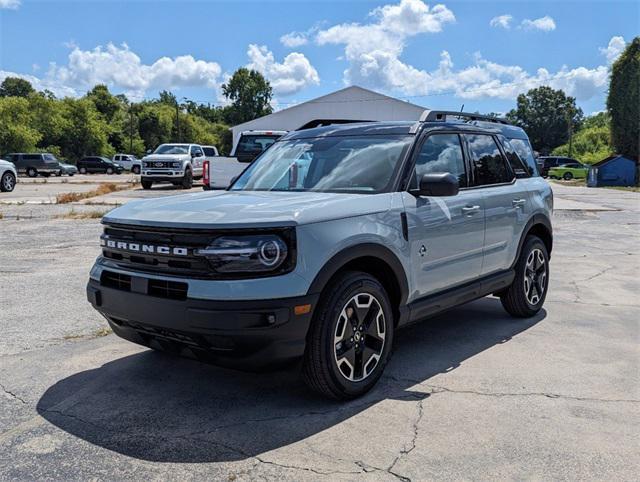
left=175, top=101, right=180, bottom=143
left=129, top=104, right=134, bottom=153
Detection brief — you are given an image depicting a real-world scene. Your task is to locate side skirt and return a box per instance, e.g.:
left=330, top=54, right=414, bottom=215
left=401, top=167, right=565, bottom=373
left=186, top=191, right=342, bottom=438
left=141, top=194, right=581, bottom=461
left=402, top=270, right=515, bottom=326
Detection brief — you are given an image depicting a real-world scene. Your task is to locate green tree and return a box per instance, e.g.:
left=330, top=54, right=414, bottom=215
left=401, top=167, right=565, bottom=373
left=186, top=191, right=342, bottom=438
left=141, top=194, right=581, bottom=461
left=507, top=86, right=583, bottom=155
left=58, top=98, right=113, bottom=161
left=0, top=97, right=41, bottom=153
left=0, top=77, right=35, bottom=98
left=221, top=68, right=273, bottom=125
left=552, top=113, right=613, bottom=164
left=607, top=37, right=639, bottom=161
left=86, top=84, right=122, bottom=122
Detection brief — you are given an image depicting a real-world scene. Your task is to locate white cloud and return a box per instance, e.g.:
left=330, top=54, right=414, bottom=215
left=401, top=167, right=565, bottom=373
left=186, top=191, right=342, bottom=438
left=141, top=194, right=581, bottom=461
left=521, top=16, right=556, bottom=31
left=246, top=44, right=319, bottom=96
left=316, top=0, right=455, bottom=89
left=0, top=70, right=78, bottom=97
left=280, top=32, right=309, bottom=48
left=0, top=0, right=20, bottom=9
left=0, top=43, right=223, bottom=100
left=490, top=14, right=513, bottom=29
left=600, top=35, right=626, bottom=64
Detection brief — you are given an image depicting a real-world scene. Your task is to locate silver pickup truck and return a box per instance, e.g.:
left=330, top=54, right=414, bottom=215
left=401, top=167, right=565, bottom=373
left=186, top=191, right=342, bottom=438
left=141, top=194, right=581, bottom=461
left=141, top=143, right=205, bottom=189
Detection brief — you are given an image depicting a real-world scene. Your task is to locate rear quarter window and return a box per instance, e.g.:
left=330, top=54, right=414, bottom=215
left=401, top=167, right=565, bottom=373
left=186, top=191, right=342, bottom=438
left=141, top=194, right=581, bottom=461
left=508, top=139, right=539, bottom=176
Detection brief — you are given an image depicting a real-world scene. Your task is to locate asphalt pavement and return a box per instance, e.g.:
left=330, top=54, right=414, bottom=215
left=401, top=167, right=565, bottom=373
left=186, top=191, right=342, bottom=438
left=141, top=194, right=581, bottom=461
left=0, top=182, right=638, bottom=480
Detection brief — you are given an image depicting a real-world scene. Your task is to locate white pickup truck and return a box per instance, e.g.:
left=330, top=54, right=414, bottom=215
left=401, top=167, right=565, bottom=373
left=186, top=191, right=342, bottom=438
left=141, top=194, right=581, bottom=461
left=140, top=143, right=206, bottom=189
left=112, top=154, right=142, bottom=174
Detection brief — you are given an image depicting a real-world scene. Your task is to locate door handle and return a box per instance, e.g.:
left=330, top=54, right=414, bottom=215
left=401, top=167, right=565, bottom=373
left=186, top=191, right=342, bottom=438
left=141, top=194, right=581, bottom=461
left=512, top=199, right=527, bottom=208
left=462, top=205, right=480, bottom=215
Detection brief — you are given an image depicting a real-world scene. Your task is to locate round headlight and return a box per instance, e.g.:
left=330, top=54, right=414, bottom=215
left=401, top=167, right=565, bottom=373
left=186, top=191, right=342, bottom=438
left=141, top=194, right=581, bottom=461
left=259, top=239, right=284, bottom=267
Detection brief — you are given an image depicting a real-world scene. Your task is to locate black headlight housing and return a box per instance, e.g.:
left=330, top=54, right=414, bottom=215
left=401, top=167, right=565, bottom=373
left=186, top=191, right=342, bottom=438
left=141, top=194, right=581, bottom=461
left=196, top=228, right=296, bottom=277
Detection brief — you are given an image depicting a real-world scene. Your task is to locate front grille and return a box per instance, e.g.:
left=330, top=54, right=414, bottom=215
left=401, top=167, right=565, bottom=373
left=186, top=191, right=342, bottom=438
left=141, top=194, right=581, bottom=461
left=144, top=161, right=174, bottom=168
left=100, top=270, right=188, bottom=300
left=100, top=223, right=296, bottom=279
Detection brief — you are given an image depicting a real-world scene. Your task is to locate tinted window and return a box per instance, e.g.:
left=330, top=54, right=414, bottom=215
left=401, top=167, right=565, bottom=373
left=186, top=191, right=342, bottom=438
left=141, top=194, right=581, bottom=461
left=236, top=135, right=281, bottom=156
left=203, top=147, right=217, bottom=156
left=465, top=134, right=513, bottom=185
left=24, top=154, right=41, bottom=161
left=510, top=139, right=539, bottom=175
left=191, top=146, right=204, bottom=157
left=498, top=136, right=530, bottom=178
left=413, top=134, right=466, bottom=187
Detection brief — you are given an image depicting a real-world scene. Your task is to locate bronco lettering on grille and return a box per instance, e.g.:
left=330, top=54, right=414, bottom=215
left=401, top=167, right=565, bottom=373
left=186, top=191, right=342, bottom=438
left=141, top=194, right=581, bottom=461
left=101, top=238, right=188, bottom=256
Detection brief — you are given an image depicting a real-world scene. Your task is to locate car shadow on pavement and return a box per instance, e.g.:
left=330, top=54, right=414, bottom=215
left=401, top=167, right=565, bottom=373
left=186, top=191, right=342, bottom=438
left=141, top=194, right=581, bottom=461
left=37, top=297, right=545, bottom=463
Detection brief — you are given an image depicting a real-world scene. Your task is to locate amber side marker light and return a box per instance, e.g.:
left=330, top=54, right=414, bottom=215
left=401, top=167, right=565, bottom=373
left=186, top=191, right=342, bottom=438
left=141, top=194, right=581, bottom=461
left=294, top=304, right=312, bottom=316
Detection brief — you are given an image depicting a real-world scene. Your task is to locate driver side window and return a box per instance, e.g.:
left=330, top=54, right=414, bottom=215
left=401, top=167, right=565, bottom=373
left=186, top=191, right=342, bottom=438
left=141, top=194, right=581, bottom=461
left=413, top=134, right=467, bottom=188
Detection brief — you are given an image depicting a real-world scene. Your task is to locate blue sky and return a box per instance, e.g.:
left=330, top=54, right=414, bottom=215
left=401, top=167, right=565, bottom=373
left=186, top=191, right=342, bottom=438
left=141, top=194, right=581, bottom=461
left=0, top=0, right=637, bottom=115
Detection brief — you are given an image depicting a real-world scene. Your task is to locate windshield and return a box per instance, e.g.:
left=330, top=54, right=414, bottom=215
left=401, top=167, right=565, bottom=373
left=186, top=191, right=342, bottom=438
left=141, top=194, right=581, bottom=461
left=43, top=153, right=58, bottom=163
left=231, top=135, right=412, bottom=193
left=153, top=144, right=189, bottom=155
left=235, top=135, right=281, bottom=156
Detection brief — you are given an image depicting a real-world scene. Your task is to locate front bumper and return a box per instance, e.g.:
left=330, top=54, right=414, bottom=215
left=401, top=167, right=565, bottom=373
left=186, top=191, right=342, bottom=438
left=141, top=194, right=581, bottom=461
left=86, top=278, right=318, bottom=370
left=142, top=169, right=184, bottom=178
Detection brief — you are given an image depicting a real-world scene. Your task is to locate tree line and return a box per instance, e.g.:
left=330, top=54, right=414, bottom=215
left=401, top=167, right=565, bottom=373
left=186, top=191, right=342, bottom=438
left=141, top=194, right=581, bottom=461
left=0, top=68, right=274, bottom=161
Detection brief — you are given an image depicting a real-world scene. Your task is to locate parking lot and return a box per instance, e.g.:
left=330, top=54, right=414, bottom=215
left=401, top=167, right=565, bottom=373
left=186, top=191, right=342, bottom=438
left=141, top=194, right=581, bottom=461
left=0, top=181, right=638, bottom=480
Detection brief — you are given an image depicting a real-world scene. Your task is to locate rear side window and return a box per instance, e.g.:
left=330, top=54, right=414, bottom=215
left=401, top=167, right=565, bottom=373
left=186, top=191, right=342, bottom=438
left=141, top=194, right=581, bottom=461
left=498, top=136, right=530, bottom=178
left=203, top=147, right=217, bottom=156
left=413, top=134, right=467, bottom=187
left=24, top=154, right=41, bottom=161
left=465, top=134, right=513, bottom=186
left=191, top=145, right=204, bottom=157
left=510, top=139, right=539, bottom=175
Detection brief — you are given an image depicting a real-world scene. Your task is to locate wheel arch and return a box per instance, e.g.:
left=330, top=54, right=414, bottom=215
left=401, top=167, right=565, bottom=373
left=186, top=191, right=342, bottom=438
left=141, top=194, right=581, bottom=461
left=307, top=243, right=409, bottom=326
left=512, top=214, right=553, bottom=268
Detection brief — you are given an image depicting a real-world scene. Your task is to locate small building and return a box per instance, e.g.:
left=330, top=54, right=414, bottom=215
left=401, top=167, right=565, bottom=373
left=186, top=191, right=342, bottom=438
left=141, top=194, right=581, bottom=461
left=230, top=85, right=426, bottom=148
left=587, top=155, right=637, bottom=187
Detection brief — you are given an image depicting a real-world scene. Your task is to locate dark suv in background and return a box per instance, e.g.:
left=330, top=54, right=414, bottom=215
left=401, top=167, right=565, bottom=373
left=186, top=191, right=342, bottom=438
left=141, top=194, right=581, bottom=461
left=538, top=156, right=581, bottom=177
left=5, top=153, right=62, bottom=177
left=77, top=157, right=124, bottom=174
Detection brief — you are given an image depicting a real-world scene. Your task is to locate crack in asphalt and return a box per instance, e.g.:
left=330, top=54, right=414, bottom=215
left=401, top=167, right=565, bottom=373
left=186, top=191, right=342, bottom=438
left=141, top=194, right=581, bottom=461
left=0, top=382, right=27, bottom=405
left=386, top=399, right=424, bottom=481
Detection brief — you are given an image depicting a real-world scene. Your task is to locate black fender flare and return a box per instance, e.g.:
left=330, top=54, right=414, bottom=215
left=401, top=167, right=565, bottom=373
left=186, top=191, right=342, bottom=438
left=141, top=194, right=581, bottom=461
left=307, top=243, right=409, bottom=307
left=512, top=213, right=553, bottom=268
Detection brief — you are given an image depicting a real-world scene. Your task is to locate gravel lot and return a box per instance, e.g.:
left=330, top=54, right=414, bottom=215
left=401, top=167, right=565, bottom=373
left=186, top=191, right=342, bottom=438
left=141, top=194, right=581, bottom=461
left=0, top=182, right=638, bottom=480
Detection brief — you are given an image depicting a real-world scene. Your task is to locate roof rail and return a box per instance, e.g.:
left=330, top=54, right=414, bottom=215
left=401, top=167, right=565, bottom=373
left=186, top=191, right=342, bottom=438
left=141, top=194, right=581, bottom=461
left=410, top=109, right=509, bottom=133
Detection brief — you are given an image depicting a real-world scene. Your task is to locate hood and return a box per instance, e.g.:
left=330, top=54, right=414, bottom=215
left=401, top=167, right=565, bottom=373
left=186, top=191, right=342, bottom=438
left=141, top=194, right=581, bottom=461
left=103, top=190, right=393, bottom=229
left=0, top=159, right=14, bottom=169
left=143, top=154, right=190, bottom=161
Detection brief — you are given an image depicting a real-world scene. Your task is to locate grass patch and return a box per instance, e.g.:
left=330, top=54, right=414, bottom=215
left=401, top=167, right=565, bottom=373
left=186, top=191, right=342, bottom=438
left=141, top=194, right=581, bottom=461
left=56, top=182, right=132, bottom=204
left=63, top=327, right=112, bottom=341
left=56, top=208, right=108, bottom=219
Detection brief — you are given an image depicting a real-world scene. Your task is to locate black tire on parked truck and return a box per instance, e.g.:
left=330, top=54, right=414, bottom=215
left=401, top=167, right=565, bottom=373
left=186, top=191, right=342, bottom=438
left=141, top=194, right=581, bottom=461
left=500, top=235, right=549, bottom=318
left=141, top=179, right=153, bottom=190
left=302, top=271, right=394, bottom=400
left=181, top=168, right=193, bottom=189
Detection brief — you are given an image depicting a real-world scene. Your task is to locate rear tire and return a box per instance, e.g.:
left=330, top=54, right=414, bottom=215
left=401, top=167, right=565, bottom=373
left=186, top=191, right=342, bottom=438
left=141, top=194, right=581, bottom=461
left=563, top=172, right=573, bottom=180
left=500, top=236, right=549, bottom=318
left=1, top=171, right=16, bottom=192
left=181, top=168, right=193, bottom=189
left=141, top=179, right=153, bottom=190
left=79, top=167, right=87, bottom=174
left=302, top=271, right=394, bottom=400
left=106, top=167, right=114, bottom=175
left=27, top=167, right=37, bottom=178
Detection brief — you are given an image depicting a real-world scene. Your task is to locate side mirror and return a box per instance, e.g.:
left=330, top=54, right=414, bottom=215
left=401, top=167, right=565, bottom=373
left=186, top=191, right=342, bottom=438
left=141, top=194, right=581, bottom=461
left=414, top=173, right=459, bottom=197
left=146, top=149, right=152, bottom=154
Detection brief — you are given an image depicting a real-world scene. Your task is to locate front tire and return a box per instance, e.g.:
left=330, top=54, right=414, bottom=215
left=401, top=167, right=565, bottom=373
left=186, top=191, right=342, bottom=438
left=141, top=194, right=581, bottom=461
left=79, top=167, right=87, bottom=174
left=132, top=165, right=141, bottom=174
left=27, top=167, right=37, bottom=178
left=141, top=179, right=153, bottom=190
left=106, top=167, right=114, bottom=175
left=563, top=172, right=573, bottom=180
left=1, top=171, right=16, bottom=192
left=500, top=236, right=549, bottom=318
left=303, top=271, right=394, bottom=400
left=181, top=168, right=193, bottom=189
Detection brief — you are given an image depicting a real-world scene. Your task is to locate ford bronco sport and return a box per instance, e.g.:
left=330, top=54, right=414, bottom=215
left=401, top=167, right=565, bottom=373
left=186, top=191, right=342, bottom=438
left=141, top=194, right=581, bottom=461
left=87, top=110, right=553, bottom=400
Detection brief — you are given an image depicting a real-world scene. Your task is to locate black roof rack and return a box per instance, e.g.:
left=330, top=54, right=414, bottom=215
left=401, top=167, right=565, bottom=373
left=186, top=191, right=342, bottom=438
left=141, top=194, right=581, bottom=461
left=410, top=109, right=509, bottom=133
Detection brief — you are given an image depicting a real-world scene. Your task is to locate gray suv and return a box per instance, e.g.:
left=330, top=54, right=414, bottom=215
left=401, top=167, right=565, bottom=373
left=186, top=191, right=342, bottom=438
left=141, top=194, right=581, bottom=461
left=87, top=110, right=553, bottom=400
left=5, top=153, right=62, bottom=177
